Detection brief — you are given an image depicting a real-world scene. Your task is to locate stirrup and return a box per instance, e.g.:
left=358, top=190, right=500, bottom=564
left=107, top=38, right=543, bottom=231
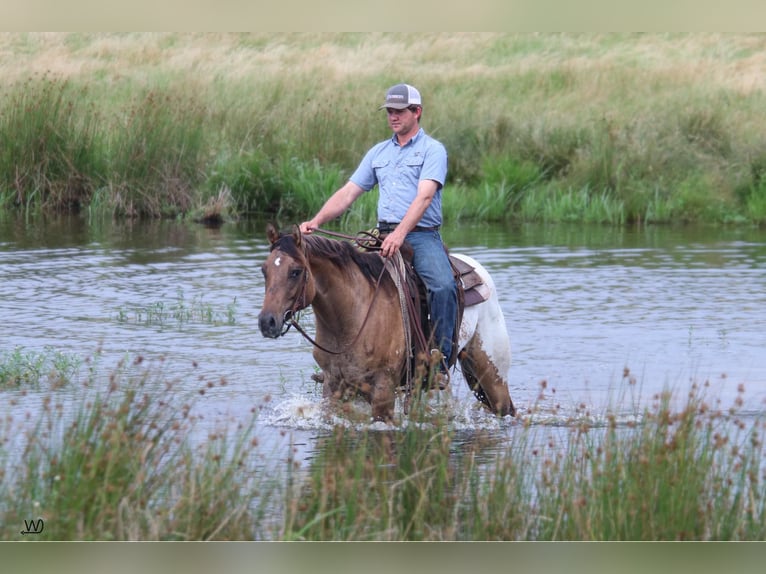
left=429, top=349, right=450, bottom=390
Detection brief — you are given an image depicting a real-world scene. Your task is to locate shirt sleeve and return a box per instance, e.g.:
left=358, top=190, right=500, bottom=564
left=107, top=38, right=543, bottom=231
left=419, top=140, right=448, bottom=189
left=348, top=145, right=380, bottom=191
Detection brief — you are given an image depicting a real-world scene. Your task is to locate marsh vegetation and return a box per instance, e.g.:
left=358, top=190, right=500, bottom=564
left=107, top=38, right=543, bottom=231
left=1, top=351, right=763, bottom=540
left=1, top=33, right=765, bottom=224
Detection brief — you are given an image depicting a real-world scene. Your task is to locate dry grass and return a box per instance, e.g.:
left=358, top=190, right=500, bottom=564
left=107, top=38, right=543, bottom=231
left=1, top=33, right=764, bottom=93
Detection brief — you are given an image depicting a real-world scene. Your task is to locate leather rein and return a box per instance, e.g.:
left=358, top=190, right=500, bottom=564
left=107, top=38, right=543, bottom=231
left=282, top=226, right=431, bottom=411
left=281, top=227, right=389, bottom=356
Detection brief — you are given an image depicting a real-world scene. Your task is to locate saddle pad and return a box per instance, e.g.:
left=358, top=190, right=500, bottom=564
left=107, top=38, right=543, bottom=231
left=464, top=282, right=491, bottom=307
left=449, top=255, right=491, bottom=307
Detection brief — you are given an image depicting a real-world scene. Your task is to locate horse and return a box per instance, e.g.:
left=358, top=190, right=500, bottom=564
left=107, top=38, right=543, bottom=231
left=258, top=223, right=516, bottom=422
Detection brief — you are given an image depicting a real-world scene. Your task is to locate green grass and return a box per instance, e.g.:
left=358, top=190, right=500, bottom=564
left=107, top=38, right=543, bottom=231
left=0, top=75, right=103, bottom=212
left=0, top=351, right=763, bottom=540
left=99, top=89, right=209, bottom=218
left=0, top=33, right=765, bottom=225
left=116, top=289, right=238, bottom=326
left=0, top=346, right=82, bottom=389
left=0, top=354, right=272, bottom=540
left=282, top=381, right=766, bottom=540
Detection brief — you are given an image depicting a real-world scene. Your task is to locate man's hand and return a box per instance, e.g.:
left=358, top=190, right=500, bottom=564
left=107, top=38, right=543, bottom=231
left=299, top=221, right=316, bottom=234
left=380, top=228, right=406, bottom=258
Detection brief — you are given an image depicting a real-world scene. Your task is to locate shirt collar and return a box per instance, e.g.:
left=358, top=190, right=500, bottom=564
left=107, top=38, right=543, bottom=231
left=391, top=127, right=424, bottom=147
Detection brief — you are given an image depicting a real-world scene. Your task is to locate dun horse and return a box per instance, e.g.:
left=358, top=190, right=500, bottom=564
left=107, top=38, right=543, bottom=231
left=258, top=224, right=515, bottom=422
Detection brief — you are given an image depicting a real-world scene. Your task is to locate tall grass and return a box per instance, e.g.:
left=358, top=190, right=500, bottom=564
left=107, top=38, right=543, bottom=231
left=282, top=382, right=766, bottom=540
left=0, top=74, right=102, bottom=212
left=547, top=381, right=766, bottom=540
left=100, top=89, right=209, bottom=218
left=0, top=354, right=272, bottom=540
left=0, top=76, right=209, bottom=218
left=1, top=33, right=766, bottom=224
left=0, top=349, right=764, bottom=540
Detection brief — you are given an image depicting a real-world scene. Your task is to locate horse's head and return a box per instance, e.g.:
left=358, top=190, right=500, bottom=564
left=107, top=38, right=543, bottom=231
left=258, top=223, right=316, bottom=338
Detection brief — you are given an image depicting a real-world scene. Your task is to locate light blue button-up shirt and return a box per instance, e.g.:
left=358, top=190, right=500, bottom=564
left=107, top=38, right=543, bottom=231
left=349, top=128, right=448, bottom=228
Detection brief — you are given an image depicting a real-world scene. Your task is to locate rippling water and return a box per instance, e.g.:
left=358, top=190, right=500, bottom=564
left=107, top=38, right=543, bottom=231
left=1, top=216, right=765, bottom=465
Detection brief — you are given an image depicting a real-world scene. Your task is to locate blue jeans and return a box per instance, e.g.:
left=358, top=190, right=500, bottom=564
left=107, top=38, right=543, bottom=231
left=405, top=230, right=457, bottom=366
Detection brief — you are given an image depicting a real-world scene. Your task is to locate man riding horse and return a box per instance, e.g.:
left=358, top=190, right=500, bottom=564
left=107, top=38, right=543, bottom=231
left=300, top=83, right=456, bottom=388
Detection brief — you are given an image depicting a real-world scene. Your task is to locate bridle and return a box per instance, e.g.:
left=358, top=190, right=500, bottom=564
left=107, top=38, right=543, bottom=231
left=275, top=226, right=429, bottom=413
left=277, top=229, right=388, bottom=356
left=279, top=267, right=309, bottom=336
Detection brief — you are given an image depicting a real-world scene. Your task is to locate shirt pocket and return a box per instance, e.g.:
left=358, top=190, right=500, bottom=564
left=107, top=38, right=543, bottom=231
left=372, top=158, right=390, bottom=185
left=403, top=155, right=425, bottom=177
left=404, top=156, right=425, bottom=168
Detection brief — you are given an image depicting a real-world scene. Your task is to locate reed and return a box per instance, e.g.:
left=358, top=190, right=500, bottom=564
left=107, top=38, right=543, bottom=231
left=280, top=381, right=766, bottom=540
left=0, top=74, right=102, bottom=212
left=0, top=351, right=763, bottom=540
left=0, top=354, right=271, bottom=540
left=0, top=33, right=765, bottom=224
left=532, top=382, right=766, bottom=540
left=281, top=407, right=461, bottom=541
left=99, top=88, right=209, bottom=218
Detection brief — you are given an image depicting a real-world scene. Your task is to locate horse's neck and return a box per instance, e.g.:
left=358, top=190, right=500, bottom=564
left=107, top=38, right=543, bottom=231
left=308, top=257, right=372, bottom=336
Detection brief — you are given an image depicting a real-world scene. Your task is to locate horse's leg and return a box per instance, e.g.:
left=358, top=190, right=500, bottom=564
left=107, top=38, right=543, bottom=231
left=369, top=372, right=396, bottom=423
left=321, top=372, right=342, bottom=401
left=458, top=331, right=515, bottom=417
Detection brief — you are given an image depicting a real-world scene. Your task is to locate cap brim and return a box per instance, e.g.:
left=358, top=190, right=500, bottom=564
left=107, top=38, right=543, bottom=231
left=379, top=103, right=410, bottom=110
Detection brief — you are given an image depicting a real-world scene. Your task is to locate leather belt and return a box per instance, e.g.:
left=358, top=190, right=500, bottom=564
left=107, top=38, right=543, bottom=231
left=377, top=221, right=440, bottom=234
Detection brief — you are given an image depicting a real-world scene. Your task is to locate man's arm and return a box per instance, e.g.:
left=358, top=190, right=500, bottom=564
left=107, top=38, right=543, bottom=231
left=299, top=180, right=366, bottom=234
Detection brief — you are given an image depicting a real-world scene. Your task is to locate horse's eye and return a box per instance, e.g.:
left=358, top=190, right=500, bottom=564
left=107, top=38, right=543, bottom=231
left=288, top=268, right=303, bottom=280
left=260, top=265, right=267, bottom=278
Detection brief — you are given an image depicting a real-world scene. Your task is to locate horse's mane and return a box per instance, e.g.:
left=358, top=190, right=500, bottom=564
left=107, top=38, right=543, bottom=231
left=273, top=232, right=386, bottom=285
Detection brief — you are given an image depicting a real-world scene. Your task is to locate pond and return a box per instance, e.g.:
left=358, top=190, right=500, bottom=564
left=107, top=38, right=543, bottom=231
left=1, top=215, right=765, bottom=467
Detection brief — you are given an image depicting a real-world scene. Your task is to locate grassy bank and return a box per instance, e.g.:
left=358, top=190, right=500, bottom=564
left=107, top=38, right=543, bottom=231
left=1, top=33, right=765, bottom=225
left=1, top=349, right=764, bottom=540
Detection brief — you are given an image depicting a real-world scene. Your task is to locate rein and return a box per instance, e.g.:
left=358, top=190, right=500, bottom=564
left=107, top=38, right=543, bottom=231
left=285, top=226, right=428, bottom=412
left=283, top=228, right=388, bottom=355
left=309, top=227, right=384, bottom=251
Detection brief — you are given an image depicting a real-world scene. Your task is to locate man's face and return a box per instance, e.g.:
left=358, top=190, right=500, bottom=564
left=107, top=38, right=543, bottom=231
left=386, top=106, right=421, bottom=138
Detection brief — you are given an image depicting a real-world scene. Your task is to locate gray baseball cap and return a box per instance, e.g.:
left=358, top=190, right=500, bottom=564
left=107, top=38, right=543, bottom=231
left=379, top=83, right=422, bottom=110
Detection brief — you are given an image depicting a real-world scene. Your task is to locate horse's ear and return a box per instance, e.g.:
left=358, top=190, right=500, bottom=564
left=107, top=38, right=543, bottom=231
left=266, top=222, right=280, bottom=245
left=291, top=224, right=302, bottom=247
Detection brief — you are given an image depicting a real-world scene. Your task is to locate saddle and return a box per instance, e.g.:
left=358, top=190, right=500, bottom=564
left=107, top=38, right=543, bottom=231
left=355, top=228, right=490, bottom=371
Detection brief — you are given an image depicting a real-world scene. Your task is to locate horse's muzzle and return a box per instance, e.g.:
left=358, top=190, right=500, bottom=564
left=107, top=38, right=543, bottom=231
left=258, top=310, right=284, bottom=339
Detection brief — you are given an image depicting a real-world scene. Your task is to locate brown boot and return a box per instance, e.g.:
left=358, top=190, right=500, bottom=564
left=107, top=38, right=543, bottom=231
left=429, top=349, right=449, bottom=390
left=432, top=370, right=449, bottom=390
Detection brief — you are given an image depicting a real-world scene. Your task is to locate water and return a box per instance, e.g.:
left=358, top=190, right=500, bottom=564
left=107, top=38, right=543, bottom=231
left=458, top=224, right=766, bottom=417
left=1, top=215, right=765, bottom=467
